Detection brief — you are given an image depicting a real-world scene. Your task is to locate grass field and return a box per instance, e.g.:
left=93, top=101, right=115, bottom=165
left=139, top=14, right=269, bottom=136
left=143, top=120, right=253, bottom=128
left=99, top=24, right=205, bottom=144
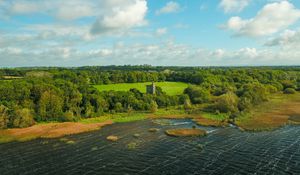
left=93, top=82, right=189, bottom=96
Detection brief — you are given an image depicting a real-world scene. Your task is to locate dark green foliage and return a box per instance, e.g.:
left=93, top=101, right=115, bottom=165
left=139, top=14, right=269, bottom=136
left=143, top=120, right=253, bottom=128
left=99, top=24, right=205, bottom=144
left=184, top=85, right=211, bottom=104
left=284, top=88, right=296, bottom=94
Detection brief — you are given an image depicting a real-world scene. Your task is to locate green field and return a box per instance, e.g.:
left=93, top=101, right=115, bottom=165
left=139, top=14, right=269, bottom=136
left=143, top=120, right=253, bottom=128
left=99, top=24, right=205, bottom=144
left=94, top=82, right=189, bottom=96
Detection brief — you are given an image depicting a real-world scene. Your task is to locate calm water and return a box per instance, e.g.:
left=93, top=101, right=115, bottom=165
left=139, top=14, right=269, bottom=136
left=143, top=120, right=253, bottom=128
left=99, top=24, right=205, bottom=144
left=1, top=119, right=300, bottom=175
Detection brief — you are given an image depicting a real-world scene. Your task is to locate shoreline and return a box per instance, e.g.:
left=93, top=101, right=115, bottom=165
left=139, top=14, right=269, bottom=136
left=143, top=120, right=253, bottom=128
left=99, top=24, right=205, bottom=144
left=1, top=93, right=300, bottom=144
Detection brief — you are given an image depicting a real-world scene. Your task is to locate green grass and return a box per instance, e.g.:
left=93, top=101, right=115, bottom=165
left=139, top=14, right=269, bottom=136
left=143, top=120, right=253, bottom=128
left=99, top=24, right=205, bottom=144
left=80, top=112, right=147, bottom=124
left=93, top=82, right=189, bottom=96
left=201, top=112, right=229, bottom=121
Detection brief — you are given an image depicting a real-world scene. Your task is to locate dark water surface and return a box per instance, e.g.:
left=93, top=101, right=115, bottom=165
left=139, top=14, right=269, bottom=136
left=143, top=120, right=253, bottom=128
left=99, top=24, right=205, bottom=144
left=1, top=119, right=300, bottom=175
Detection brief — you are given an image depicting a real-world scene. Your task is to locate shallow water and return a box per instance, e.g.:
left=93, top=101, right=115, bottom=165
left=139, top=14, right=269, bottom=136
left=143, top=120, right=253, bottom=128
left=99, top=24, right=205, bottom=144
left=1, top=119, right=300, bottom=175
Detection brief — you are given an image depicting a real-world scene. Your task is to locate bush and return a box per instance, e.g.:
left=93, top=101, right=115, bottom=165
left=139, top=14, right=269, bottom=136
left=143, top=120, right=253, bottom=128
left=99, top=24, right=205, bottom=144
left=61, top=111, right=76, bottom=122
left=284, top=88, right=296, bottom=94
left=0, top=105, right=9, bottom=129
left=213, top=92, right=239, bottom=113
left=183, top=98, right=193, bottom=111
left=12, top=108, right=35, bottom=128
left=238, top=97, right=252, bottom=111
left=114, top=102, right=123, bottom=112
left=150, top=100, right=158, bottom=113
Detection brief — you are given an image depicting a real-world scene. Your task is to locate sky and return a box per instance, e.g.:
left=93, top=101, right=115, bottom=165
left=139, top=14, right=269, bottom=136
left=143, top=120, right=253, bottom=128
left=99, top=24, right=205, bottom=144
left=1, top=0, right=300, bottom=67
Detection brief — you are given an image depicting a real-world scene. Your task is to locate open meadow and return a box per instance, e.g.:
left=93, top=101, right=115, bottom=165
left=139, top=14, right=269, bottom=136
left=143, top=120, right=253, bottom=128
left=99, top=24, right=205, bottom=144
left=93, top=82, right=189, bottom=96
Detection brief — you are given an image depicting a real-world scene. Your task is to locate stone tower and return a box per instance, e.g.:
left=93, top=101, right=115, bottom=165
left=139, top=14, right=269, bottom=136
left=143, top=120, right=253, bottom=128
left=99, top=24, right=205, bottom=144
left=146, top=82, right=156, bottom=94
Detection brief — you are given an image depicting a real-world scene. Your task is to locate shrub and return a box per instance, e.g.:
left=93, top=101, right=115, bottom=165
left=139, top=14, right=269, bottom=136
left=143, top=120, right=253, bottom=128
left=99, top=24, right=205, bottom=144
left=61, top=111, right=76, bottom=122
left=183, top=98, right=193, bottom=111
left=150, top=100, right=158, bottom=113
left=265, top=85, right=278, bottom=94
left=284, top=88, right=296, bottom=94
left=114, top=102, right=123, bottom=112
left=12, top=108, right=35, bottom=128
left=213, top=92, right=239, bottom=113
left=0, top=105, right=9, bottom=129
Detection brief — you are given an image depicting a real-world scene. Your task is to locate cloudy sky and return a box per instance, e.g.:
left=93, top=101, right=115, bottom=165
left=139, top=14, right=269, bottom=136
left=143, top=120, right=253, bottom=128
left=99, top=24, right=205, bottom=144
left=1, top=0, right=300, bottom=67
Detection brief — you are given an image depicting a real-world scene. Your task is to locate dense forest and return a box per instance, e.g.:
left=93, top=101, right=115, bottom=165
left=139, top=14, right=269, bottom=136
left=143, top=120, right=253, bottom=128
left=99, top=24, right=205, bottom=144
left=0, top=66, right=299, bottom=129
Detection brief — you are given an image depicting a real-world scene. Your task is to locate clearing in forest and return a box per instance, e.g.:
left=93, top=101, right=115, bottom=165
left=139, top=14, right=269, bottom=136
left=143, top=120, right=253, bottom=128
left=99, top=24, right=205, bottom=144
left=94, top=82, right=189, bottom=96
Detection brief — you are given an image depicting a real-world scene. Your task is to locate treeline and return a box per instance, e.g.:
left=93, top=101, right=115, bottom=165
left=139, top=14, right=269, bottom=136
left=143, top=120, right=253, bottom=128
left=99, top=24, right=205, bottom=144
left=0, top=66, right=300, bottom=129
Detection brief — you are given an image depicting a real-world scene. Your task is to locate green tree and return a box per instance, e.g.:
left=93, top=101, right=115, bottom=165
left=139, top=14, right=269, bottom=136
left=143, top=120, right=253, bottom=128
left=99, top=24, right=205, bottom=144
left=184, top=86, right=211, bottom=104
left=213, top=92, right=239, bottom=113
left=12, top=108, right=35, bottom=128
left=38, top=90, right=63, bottom=121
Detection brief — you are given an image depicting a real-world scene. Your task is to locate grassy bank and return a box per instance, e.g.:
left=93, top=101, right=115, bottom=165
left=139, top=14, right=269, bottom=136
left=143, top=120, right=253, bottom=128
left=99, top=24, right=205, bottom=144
left=236, top=93, right=300, bottom=131
left=93, top=82, right=189, bottom=96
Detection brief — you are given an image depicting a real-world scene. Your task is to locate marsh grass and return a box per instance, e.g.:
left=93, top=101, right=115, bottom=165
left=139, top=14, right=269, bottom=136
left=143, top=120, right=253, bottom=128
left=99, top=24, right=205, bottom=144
left=0, top=121, right=112, bottom=143
left=236, top=93, right=300, bottom=131
left=165, top=128, right=207, bottom=137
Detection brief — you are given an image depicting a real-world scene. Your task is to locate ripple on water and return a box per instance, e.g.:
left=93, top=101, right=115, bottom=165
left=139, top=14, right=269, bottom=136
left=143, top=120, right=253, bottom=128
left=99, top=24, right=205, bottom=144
left=1, top=120, right=300, bottom=175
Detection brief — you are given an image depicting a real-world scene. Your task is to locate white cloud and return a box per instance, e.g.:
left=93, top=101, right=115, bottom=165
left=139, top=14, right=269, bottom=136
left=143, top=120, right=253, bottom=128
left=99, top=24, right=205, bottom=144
left=2, top=0, right=97, bottom=20
left=265, top=29, right=299, bottom=46
left=90, top=0, right=148, bottom=35
left=210, top=49, right=225, bottom=58
left=2, top=39, right=299, bottom=67
left=225, top=1, right=300, bottom=37
left=155, top=28, right=168, bottom=36
left=156, top=1, right=181, bottom=15
left=219, top=0, right=250, bottom=13
left=236, top=47, right=258, bottom=58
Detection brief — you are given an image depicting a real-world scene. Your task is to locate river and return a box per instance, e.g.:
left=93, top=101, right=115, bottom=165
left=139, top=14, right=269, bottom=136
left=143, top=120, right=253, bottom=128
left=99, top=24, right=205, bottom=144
left=1, top=119, right=300, bottom=175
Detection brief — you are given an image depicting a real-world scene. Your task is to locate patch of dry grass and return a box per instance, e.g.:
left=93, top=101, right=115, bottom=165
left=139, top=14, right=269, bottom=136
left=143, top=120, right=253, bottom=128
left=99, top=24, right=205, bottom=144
left=236, top=93, right=300, bottom=131
left=165, top=128, right=207, bottom=137
left=0, top=120, right=113, bottom=143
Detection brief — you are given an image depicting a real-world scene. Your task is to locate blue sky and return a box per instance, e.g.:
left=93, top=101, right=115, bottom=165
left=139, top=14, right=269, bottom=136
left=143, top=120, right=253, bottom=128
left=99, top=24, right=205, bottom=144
left=1, top=0, right=300, bottom=67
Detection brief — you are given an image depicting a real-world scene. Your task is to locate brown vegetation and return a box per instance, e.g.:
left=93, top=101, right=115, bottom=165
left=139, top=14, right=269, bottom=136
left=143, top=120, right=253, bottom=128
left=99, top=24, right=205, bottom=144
left=106, top=135, right=119, bottom=142
left=165, top=128, right=207, bottom=137
left=148, top=128, right=160, bottom=132
left=0, top=120, right=113, bottom=143
left=236, top=94, right=300, bottom=131
left=193, top=118, right=228, bottom=127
